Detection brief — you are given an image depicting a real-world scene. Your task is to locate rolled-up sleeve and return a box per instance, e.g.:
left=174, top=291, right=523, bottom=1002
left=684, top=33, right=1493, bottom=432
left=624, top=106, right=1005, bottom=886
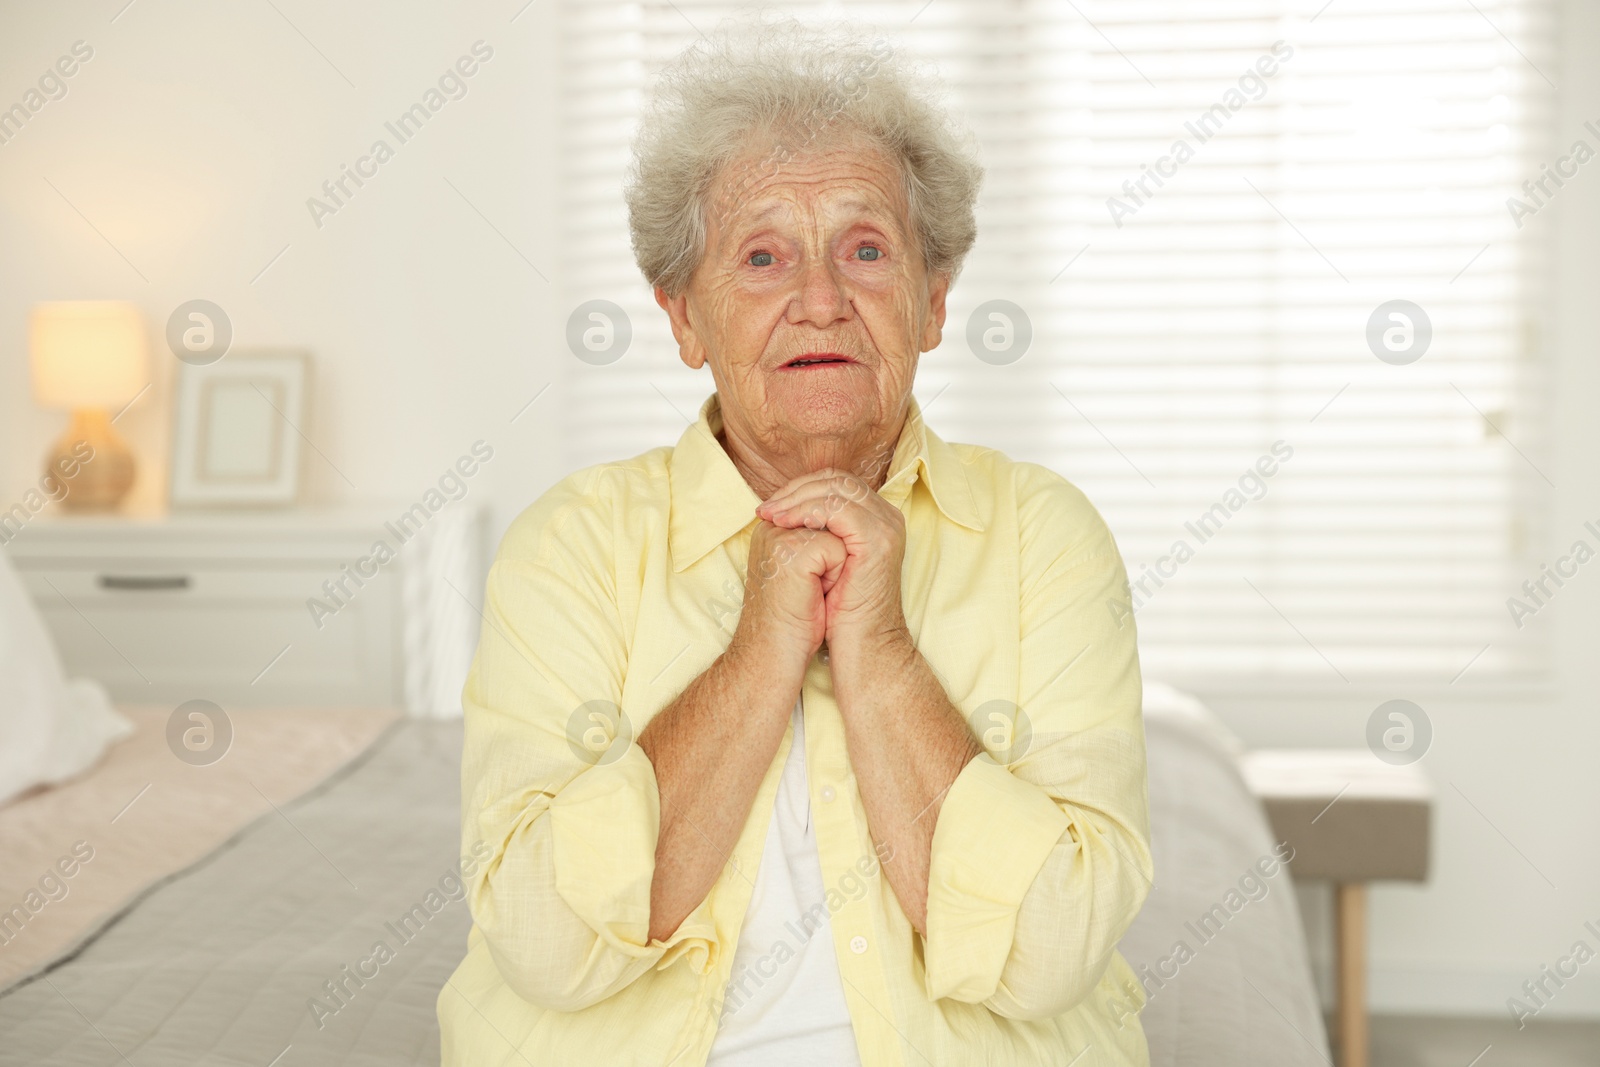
left=459, top=477, right=719, bottom=1014
left=921, top=465, right=1153, bottom=1018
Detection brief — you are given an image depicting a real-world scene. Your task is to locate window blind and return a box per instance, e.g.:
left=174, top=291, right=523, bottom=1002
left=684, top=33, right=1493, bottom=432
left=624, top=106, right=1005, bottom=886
left=560, top=0, right=1555, bottom=687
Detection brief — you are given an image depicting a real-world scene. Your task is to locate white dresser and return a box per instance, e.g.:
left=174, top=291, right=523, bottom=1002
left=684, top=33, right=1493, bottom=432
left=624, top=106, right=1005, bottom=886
left=3, top=507, right=483, bottom=715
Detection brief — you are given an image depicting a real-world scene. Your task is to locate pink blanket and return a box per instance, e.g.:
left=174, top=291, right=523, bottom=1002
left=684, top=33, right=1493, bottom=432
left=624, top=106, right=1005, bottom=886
left=0, top=704, right=398, bottom=989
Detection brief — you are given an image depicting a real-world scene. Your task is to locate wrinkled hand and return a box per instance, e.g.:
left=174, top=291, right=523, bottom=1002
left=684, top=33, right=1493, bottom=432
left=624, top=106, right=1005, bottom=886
left=755, top=468, right=908, bottom=646
left=738, top=517, right=848, bottom=665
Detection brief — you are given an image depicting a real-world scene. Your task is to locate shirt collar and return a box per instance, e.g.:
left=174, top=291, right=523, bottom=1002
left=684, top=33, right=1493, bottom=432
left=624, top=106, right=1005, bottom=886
left=668, top=391, right=985, bottom=573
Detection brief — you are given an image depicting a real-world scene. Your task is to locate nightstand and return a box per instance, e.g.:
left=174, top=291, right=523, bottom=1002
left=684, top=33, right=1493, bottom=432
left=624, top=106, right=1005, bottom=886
left=1239, top=750, right=1434, bottom=1067
left=2, top=507, right=483, bottom=714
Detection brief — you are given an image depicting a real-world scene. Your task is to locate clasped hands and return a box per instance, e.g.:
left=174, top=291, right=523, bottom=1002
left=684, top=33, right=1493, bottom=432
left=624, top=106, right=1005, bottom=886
left=736, top=467, right=911, bottom=670
left=732, top=468, right=984, bottom=914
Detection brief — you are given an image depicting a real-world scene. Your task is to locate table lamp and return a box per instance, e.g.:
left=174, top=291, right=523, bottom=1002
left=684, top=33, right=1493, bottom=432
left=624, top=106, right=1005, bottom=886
left=29, top=301, right=148, bottom=511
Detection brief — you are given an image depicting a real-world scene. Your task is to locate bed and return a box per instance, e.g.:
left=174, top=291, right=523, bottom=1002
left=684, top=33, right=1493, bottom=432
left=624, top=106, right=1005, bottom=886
left=0, top=684, right=1330, bottom=1066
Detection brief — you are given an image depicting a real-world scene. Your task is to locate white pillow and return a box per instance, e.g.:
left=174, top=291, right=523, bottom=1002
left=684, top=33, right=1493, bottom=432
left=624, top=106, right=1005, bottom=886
left=0, top=548, right=132, bottom=807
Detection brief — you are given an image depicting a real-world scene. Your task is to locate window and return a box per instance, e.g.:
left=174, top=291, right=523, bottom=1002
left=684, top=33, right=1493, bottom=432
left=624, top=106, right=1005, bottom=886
left=560, top=0, right=1555, bottom=687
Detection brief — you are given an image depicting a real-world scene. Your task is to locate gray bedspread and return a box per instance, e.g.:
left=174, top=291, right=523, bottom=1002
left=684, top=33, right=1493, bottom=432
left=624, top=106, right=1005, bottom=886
left=0, top=697, right=1328, bottom=1065
left=1120, top=687, right=1331, bottom=1066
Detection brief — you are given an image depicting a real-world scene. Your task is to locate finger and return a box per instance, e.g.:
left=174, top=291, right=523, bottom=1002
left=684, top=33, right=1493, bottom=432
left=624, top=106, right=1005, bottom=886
left=758, top=469, right=871, bottom=517
left=792, top=527, right=848, bottom=582
left=821, top=557, right=845, bottom=595
left=818, top=529, right=848, bottom=577
left=763, top=491, right=871, bottom=538
left=759, top=475, right=881, bottom=527
left=763, top=499, right=842, bottom=531
left=764, top=479, right=888, bottom=527
left=772, top=501, right=891, bottom=562
left=765, top=494, right=895, bottom=545
left=762, top=466, right=854, bottom=501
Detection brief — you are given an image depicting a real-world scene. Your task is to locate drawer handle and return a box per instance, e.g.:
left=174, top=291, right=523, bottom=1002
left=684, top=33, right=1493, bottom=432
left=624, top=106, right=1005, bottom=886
left=98, top=574, right=191, bottom=591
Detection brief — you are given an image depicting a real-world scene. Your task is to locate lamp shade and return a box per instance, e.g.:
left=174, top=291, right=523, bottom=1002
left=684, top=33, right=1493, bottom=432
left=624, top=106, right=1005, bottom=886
left=30, top=301, right=148, bottom=410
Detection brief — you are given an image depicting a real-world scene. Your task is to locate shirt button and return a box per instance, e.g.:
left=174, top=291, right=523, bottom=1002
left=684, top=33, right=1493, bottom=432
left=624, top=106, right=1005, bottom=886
left=819, top=647, right=830, bottom=663
left=820, top=786, right=836, bottom=803
left=849, top=935, right=868, bottom=955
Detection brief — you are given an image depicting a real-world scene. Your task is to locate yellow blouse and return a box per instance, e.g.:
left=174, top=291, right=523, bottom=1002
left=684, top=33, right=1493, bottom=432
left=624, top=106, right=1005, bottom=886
left=439, top=392, right=1154, bottom=1066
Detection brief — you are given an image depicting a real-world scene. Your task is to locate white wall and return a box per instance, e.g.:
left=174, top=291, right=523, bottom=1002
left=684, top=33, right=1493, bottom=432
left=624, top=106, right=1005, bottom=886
left=1, top=0, right=1595, bottom=1019
left=0, top=0, right=566, bottom=543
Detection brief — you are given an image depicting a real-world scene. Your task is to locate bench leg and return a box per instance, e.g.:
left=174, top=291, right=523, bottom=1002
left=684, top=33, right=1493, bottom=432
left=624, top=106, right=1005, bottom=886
left=1335, top=883, right=1368, bottom=1067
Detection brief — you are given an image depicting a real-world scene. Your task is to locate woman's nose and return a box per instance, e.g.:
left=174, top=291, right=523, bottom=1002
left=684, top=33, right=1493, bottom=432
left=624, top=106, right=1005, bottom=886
left=787, top=255, right=850, bottom=327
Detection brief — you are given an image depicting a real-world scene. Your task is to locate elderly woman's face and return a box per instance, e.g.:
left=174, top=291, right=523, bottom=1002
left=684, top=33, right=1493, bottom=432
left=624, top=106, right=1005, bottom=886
left=657, top=137, right=948, bottom=457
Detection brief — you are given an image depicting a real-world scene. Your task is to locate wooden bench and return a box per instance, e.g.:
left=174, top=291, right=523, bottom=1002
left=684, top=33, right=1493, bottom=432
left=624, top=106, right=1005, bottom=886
left=1239, top=750, right=1434, bottom=1067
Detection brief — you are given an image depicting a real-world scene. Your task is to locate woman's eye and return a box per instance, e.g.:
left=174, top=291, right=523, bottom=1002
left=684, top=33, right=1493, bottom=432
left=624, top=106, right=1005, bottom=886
left=856, top=245, right=882, bottom=261
left=748, top=251, right=774, bottom=267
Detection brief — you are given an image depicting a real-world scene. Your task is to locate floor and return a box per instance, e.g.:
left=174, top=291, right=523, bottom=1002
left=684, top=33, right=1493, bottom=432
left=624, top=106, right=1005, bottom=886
left=1364, top=1015, right=1600, bottom=1067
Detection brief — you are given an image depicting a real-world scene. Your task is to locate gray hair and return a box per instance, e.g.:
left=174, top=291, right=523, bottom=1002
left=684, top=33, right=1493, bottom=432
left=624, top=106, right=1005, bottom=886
left=625, top=20, right=983, bottom=297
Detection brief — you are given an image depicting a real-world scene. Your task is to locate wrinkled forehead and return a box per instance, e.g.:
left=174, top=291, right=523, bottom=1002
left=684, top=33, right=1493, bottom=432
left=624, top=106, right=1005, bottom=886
left=704, top=134, right=910, bottom=240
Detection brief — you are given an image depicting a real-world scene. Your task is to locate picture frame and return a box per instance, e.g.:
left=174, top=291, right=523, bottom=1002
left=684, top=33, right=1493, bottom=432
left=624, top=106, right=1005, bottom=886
left=169, top=349, right=310, bottom=507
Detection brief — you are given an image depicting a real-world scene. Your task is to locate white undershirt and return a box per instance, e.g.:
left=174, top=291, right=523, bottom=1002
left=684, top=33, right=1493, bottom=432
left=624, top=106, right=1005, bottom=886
left=705, top=694, right=863, bottom=1067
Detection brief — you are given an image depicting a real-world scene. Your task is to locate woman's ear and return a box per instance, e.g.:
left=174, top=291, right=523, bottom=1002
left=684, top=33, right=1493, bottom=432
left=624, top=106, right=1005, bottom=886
left=920, top=272, right=950, bottom=353
left=656, top=286, right=708, bottom=369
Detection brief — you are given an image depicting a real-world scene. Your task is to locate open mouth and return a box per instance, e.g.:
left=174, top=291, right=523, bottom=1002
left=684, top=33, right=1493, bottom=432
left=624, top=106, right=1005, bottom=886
left=781, top=353, right=857, bottom=369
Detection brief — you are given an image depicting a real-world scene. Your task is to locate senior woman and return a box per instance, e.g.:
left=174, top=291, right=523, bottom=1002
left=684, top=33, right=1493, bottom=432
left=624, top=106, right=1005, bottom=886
left=439, top=23, right=1153, bottom=1067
